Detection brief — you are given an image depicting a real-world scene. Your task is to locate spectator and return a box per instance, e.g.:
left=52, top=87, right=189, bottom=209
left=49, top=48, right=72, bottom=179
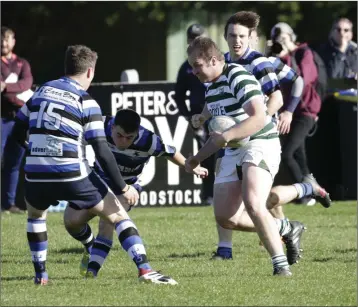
left=317, top=18, right=357, bottom=79
left=1, top=26, right=33, bottom=213
left=174, top=24, right=215, bottom=205
left=269, top=22, right=325, bottom=205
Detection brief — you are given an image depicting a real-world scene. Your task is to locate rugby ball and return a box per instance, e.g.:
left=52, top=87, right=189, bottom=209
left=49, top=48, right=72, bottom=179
left=208, top=115, right=250, bottom=148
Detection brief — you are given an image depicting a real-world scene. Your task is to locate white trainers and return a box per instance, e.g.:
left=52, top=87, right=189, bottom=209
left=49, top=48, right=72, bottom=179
left=139, top=271, right=178, bottom=285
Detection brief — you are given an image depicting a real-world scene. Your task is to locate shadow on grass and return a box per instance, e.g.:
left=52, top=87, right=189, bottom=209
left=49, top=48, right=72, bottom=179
left=1, top=259, right=28, bottom=264
left=1, top=276, right=33, bottom=282
left=333, top=248, right=357, bottom=254
left=2, top=276, right=90, bottom=283
left=53, top=247, right=83, bottom=254
left=312, top=257, right=334, bottom=262
left=2, top=259, right=71, bottom=264
left=168, top=252, right=206, bottom=258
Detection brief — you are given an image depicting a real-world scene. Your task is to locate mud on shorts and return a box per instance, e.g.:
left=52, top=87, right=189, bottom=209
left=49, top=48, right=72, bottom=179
left=214, top=138, right=281, bottom=184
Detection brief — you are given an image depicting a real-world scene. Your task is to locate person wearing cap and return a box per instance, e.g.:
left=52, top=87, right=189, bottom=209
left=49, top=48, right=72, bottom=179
left=174, top=23, right=215, bottom=206
left=317, top=17, right=357, bottom=80
left=268, top=21, right=325, bottom=203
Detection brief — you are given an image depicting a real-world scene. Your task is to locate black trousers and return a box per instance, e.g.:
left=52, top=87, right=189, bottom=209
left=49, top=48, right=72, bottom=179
left=280, top=114, right=316, bottom=183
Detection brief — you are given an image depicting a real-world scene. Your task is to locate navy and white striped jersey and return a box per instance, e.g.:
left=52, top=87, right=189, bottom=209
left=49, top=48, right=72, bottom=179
left=267, top=56, right=299, bottom=84
left=16, top=76, right=105, bottom=182
left=94, top=116, right=176, bottom=186
left=225, top=48, right=280, bottom=96
left=225, top=49, right=299, bottom=89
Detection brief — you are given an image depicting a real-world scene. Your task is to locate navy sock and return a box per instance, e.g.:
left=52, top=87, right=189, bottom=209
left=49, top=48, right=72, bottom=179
left=115, top=219, right=152, bottom=272
left=67, top=224, right=94, bottom=253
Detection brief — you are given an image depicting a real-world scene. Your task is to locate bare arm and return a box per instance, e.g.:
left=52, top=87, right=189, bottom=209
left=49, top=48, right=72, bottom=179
left=166, top=151, right=186, bottom=167
left=166, top=151, right=208, bottom=177
left=222, top=98, right=266, bottom=141
left=265, top=90, right=283, bottom=116
left=194, top=97, right=266, bottom=163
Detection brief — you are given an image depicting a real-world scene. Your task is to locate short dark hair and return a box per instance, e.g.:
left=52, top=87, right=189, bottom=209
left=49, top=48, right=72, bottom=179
left=187, top=24, right=206, bottom=40
left=224, top=11, right=260, bottom=38
left=1, top=26, right=15, bottom=38
left=114, top=109, right=141, bottom=133
left=187, top=36, right=225, bottom=62
left=64, top=45, right=98, bottom=76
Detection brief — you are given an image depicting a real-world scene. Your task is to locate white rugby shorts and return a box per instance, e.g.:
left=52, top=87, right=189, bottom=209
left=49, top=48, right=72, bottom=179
left=214, top=138, right=281, bottom=184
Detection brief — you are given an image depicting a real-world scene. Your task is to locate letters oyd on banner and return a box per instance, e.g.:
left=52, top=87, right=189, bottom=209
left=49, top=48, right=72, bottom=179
left=88, top=83, right=203, bottom=207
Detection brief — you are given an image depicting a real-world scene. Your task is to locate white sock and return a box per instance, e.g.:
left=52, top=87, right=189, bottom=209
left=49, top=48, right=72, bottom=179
left=293, top=183, right=304, bottom=198
left=218, top=241, right=233, bottom=249
left=274, top=218, right=291, bottom=236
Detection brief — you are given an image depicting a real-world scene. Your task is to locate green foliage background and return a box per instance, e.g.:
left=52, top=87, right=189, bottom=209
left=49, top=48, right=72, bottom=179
left=2, top=1, right=357, bottom=82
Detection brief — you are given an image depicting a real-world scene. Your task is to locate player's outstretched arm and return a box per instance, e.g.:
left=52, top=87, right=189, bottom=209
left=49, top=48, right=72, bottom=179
left=266, top=89, right=283, bottom=116
left=166, top=152, right=208, bottom=178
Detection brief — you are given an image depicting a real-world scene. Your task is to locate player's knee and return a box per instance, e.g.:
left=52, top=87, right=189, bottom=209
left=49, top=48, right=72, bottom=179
left=266, top=190, right=280, bottom=209
left=63, top=217, right=78, bottom=231
left=63, top=210, right=81, bottom=230
left=244, top=201, right=267, bottom=219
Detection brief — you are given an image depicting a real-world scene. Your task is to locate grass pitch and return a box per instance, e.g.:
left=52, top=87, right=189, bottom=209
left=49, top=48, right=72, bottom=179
left=1, top=201, right=356, bottom=306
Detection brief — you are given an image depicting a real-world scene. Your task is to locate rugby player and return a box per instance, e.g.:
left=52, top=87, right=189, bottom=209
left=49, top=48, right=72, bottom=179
left=192, top=12, right=330, bottom=263
left=8, top=45, right=178, bottom=285
left=63, top=108, right=208, bottom=277
left=185, top=36, right=292, bottom=276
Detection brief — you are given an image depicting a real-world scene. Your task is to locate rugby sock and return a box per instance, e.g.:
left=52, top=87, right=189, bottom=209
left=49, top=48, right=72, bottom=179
left=27, top=218, right=48, bottom=280
left=293, top=183, right=313, bottom=199
left=272, top=254, right=289, bottom=270
left=275, top=218, right=292, bottom=236
left=87, top=236, right=113, bottom=277
left=115, top=219, right=152, bottom=275
left=217, top=241, right=233, bottom=258
left=68, top=224, right=94, bottom=253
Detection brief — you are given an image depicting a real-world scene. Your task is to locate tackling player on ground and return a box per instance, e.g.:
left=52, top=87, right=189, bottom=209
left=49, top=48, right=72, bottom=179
left=64, top=108, right=208, bottom=277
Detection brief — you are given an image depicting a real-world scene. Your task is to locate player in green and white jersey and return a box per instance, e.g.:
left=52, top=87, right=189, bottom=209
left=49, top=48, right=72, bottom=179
left=185, top=36, right=292, bottom=276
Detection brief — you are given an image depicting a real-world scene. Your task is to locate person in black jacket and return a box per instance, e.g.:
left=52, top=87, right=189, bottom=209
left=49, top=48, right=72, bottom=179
left=317, top=18, right=357, bottom=79
left=174, top=24, right=215, bottom=205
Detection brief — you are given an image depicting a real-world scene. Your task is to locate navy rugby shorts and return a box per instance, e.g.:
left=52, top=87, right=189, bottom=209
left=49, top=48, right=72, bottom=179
left=25, top=171, right=109, bottom=211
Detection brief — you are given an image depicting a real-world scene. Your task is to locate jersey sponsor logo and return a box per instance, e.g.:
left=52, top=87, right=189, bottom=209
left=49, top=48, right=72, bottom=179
left=31, top=136, right=63, bottom=157
left=36, top=86, right=79, bottom=105
left=208, top=102, right=225, bottom=116
left=119, top=164, right=142, bottom=173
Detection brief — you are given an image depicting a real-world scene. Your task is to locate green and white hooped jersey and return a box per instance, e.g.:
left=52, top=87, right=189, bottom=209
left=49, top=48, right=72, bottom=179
left=205, top=63, right=279, bottom=149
